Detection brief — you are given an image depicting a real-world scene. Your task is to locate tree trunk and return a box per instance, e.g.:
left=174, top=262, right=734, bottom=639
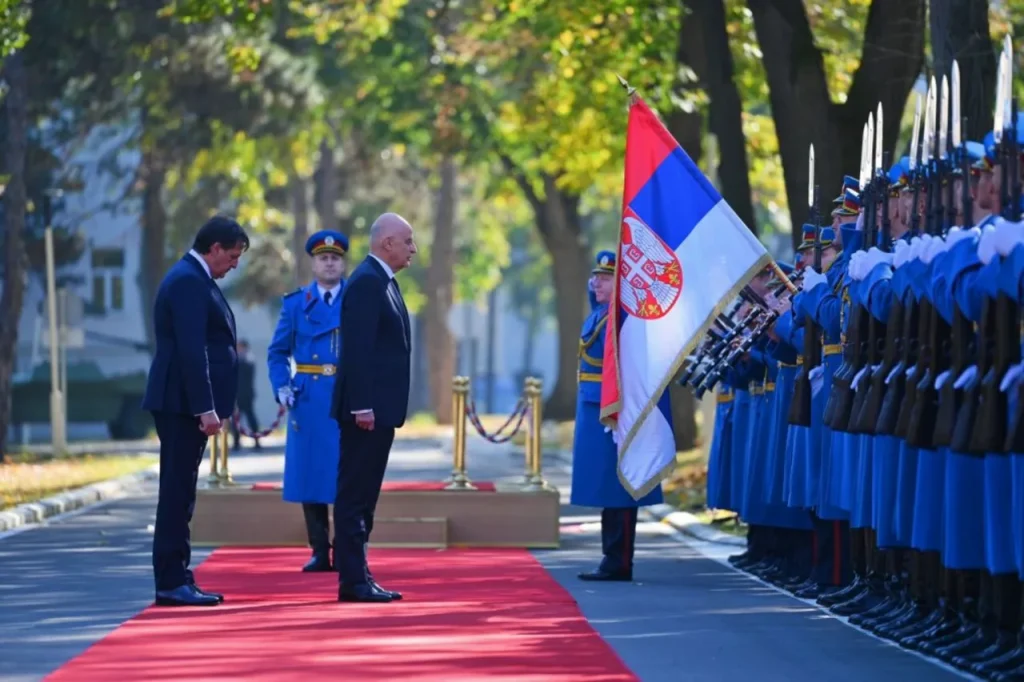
left=424, top=156, right=457, bottom=424
left=748, top=0, right=926, bottom=248
left=696, top=0, right=756, bottom=232
left=929, top=0, right=995, bottom=143
left=534, top=177, right=587, bottom=421
left=0, top=52, right=29, bottom=460
left=316, top=139, right=340, bottom=232
left=666, top=3, right=706, bottom=166
left=290, top=175, right=312, bottom=286
left=139, top=147, right=168, bottom=353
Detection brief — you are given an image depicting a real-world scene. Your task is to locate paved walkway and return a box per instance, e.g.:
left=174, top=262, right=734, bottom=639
left=0, top=434, right=968, bottom=681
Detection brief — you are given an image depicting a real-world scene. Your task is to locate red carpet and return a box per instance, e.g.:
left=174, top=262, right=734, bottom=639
left=251, top=481, right=498, bottom=492
left=47, top=548, right=637, bottom=681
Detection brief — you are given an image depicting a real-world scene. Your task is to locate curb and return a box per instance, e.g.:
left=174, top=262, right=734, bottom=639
left=0, top=465, right=160, bottom=533
left=645, top=503, right=746, bottom=547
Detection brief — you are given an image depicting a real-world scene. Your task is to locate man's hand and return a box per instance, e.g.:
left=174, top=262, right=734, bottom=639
left=355, top=410, right=375, bottom=431
left=277, top=387, right=295, bottom=408
left=198, top=412, right=222, bottom=436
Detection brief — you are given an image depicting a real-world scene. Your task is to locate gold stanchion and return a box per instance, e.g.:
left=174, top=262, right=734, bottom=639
left=217, top=429, right=235, bottom=485
left=445, top=376, right=475, bottom=490
left=522, top=377, right=550, bottom=492
left=206, top=429, right=222, bottom=486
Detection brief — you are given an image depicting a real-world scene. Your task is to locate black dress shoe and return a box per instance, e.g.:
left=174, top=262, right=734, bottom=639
left=302, top=553, right=334, bottom=572
left=189, top=582, right=225, bottom=603
left=578, top=569, right=632, bottom=582
left=155, top=584, right=221, bottom=607
left=370, top=579, right=403, bottom=600
left=339, top=583, right=393, bottom=603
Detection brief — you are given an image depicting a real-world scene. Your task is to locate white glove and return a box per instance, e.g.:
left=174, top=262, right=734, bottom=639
left=852, top=365, right=871, bottom=391
left=867, top=246, right=894, bottom=267
left=921, top=235, right=946, bottom=264
left=893, top=239, right=911, bottom=268
left=848, top=251, right=867, bottom=281
left=1002, top=363, right=1024, bottom=393
left=909, top=235, right=929, bottom=262
left=802, top=267, right=828, bottom=291
left=277, top=387, right=295, bottom=408
left=954, top=365, right=978, bottom=390
left=994, top=220, right=1024, bottom=257
left=809, top=365, right=824, bottom=397
left=935, top=369, right=952, bottom=390
left=978, top=225, right=1000, bottom=265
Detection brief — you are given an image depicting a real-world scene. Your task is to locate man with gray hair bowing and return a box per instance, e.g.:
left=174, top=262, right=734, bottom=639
left=330, top=213, right=417, bottom=603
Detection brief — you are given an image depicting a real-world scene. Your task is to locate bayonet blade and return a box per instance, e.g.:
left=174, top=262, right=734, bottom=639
left=952, top=61, right=961, bottom=149
left=939, top=75, right=949, bottom=159
left=875, top=102, right=883, bottom=173
left=995, top=50, right=1007, bottom=143
left=924, top=76, right=936, bottom=164
left=807, top=143, right=815, bottom=209
left=909, top=93, right=922, bottom=170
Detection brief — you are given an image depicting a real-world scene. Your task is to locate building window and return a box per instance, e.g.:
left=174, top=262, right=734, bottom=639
left=110, top=274, right=124, bottom=311
left=91, top=274, right=106, bottom=313
left=87, top=247, right=125, bottom=315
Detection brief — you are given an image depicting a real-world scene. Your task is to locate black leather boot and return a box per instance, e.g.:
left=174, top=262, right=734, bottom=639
left=301, top=503, right=333, bottom=572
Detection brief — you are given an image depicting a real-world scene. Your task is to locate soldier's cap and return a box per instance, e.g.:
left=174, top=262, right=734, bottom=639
left=831, top=189, right=861, bottom=217
left=887, top=157, right=910, bottom=196
left=833, top=175, right=861, bottom=204
left=796, top=225, right=836, bottom=252
left=305, top=230, right=349, bottom=257
left=592, top=249, right=616, bottom=275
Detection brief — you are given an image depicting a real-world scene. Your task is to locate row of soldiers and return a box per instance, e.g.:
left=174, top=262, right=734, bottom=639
left=687, top=53, right=1024, bottom=681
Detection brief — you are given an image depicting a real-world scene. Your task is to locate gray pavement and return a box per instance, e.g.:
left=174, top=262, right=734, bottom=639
left=0, top=434, right=969, bottom=681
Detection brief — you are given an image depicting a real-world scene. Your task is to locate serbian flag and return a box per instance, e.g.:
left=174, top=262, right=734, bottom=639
left=600, top=96, right=770, bottom=499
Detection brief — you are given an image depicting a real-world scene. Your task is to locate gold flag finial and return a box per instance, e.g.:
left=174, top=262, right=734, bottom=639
left=616, top=73, right=637, bottom=97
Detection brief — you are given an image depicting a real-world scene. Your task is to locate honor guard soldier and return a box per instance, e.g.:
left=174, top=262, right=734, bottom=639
left=571, top=250, right=663, bottom=582
left=268, top=230, right=349, bottom=572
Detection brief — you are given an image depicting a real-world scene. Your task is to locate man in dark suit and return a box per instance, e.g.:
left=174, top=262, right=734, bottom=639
left=142, top=216, right=250, bottom=607
left=331, top=212, right=417, bottom=603
left=231, top=340, right=261, bottom=451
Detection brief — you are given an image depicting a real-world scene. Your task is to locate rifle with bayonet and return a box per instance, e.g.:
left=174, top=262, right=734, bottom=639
left=906, top=72, right=951, bottom=449
left=966, top=38, right=1020, bottom=453
left=828, top=110, right=880, bottom=432
left=860, top=97, right=924, bottom=434
left=935, top=66, right=974, bottom=447
left=788, top=144, right=820, bottom=427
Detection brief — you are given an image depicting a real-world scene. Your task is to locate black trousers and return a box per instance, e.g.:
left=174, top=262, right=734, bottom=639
left=333, top=425, right=395, bottom=586
left=599, top=508, right=639, bottom=574
left=152, top=411, right=208, bottom=591
left=231, top=402, right=260, bottom=447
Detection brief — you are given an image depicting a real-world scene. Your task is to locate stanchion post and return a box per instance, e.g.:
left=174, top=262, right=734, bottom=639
left=522, top=377, right=550, bottom=492
left=217, top=428, right=234, bottom=485
left=206, top=430, right=221, bottom=486
left=521, top=377, right=536, bottom=485
left=445, top=376, right=475, bottom=490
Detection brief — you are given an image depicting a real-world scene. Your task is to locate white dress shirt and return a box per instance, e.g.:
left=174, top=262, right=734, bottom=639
left=317, top=283, right=342, bottom=305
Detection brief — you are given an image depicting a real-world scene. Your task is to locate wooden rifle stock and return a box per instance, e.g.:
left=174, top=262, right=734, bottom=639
left=1006, top=304, right=1024, bottom=451
left=951, top=298, right=990, bottom=453
left=906, top=301, right=948, bottom=449
left=829, top=304, right=868, bottom=432
left=849, top=303, right=887, bottom=434
left=879, top=297, right=919, bottom=435
left=968, top=293, right=1016, bottom=452
left=933, top=307, right=972, bottom=446
left=854, top=296, right=902, bottom=433
left=895, top=299, right=933, bottom=438
left=787, top=315, right=820, bottom=427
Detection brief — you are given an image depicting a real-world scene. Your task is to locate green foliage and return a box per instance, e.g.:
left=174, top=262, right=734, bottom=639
left=0, top=0, right=29, bottom=60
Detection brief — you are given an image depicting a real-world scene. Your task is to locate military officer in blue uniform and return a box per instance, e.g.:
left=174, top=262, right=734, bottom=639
left=268, top=230, right=349, bottom=572
left=572, top=250, right=663, bottom=582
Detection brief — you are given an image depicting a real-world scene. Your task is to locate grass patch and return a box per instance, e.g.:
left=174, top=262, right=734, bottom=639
left=0, top=453, right=157, bottom=510
left=662, top=446, right=747, bottom=537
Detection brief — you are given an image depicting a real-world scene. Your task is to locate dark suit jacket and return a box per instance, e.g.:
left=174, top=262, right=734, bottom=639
left=330, top=255, right=411, bottom=428
left=142, top=254, right=239, bottom=418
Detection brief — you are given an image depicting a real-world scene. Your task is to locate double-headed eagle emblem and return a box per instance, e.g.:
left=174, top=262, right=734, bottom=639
left=618, top=210, right=683, bottom=320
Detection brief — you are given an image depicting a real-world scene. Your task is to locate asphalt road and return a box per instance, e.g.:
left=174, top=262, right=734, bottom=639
left=0, top=435, right=968, bottom=681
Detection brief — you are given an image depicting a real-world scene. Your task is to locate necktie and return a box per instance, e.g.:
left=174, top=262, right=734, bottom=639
left=324, top=291, right=332, bottom=306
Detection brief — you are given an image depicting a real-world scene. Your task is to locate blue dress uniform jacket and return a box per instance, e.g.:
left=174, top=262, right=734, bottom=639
left=570, top=300, right=663, bottom=509
left=268, top=281, right=344, bottom=504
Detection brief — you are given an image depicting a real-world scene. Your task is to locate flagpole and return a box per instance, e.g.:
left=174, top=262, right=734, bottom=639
left=768, top=261, right=798, bottom=293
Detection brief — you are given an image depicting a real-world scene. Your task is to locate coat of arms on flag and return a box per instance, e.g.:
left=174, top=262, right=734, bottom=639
left=600, top=91, right=770, bottom=499
left=619, top=208, right=684, bottom=320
